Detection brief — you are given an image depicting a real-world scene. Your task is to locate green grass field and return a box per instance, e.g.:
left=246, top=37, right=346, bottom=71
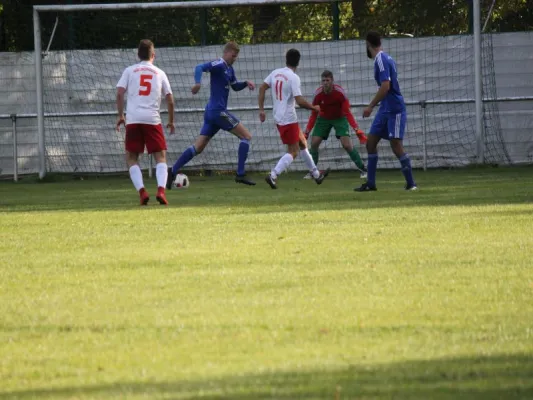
left=1, top=167, right=532, bottom=399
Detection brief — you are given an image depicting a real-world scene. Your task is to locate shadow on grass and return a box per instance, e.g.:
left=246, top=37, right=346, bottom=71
left=1, top=354, right=532, bottom=399
left=465, top=209, right=533, bottom=217
left=0, top=169, right=532, bottom=213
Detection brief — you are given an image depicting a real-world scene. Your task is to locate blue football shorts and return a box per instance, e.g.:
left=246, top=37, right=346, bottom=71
left=369, top=110, right=407, bottom=140
left=200, top=110, right=240, bottom=137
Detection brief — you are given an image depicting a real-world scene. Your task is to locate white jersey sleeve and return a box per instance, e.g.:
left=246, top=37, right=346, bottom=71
left=116, top=62, right=171, bottom=125
left=264, top=71, right=273, bottom=87
left=290, top=74, right=302, bottom=97
left=117, top=68, right=130, bottom=89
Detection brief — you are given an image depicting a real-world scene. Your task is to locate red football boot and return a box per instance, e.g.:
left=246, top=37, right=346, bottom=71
left=139, top=188, right=150, bottom=206
left=156, top=187, right=168, bottom=205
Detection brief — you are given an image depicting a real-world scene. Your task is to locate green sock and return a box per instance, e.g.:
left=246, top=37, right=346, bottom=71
left=347, top=148, right=364, bottom=170
left=310, top=149, right=319, bottom=167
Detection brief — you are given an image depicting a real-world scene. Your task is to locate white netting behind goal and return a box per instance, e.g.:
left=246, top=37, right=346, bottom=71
left=35, top=4, right=505, bottom=174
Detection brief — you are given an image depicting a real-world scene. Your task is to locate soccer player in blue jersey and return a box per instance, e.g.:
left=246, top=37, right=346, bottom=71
left=355, top=32, right=417, bottom=192
left=166, top=42, right=256, bottom=188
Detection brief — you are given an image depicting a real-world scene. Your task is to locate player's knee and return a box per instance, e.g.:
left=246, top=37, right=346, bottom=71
left=288, top=145, right=299, bottom=158
left=393, top=149, right=404, bottom=158
left=126, top=152, right=139, bottom=166
left=342, top=143, right=353, bottom=152
left=193, top=138, right=208, bottom=154
left=390, top=140, right=404, bottom=157
left=366, top=143, right=376, bottom=153
left=241, top=130, right=252, bottom=141
left=153, top=151, right=166, bottom=163
left=233, top=124, right=251, bottom=140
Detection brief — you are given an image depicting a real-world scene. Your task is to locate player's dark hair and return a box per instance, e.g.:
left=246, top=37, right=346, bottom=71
left=286, top=49, right=301, bottom=68
left=366, top=31, right=381, bottom=48
left=321, top=70, right=333, bottom=79
left=138, top=39, right=154, bottom=61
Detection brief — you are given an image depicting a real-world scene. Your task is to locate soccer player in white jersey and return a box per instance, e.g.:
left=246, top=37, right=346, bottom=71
left=116, top=39, right=175, bottom=205
left=258, top=49, right=329, bottom=189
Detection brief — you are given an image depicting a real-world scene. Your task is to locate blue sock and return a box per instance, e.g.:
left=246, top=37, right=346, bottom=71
left=237, top=139, right=250, bottom=176
left=367, top=153, right=378, bottom=187
left=399, top=153, right=415, bottom=186
left=172, top=146, right=196, bottom=175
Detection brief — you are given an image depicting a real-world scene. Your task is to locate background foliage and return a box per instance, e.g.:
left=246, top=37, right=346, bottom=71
left=0, top=0, right=532, bottom=51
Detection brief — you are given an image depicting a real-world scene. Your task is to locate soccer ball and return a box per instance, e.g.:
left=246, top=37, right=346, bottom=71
left=173, top=173, right=190, bottom=189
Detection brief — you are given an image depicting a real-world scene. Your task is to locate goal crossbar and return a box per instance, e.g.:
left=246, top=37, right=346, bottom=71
left=34, top=0, right=349, bottom=13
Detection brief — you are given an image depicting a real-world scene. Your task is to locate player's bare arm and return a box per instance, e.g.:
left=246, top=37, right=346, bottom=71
left=295, top=96, right=320, bottom=113
left=116, top=87, right=127, bottom=131
left=364, top=80, right=390, bottom=118
left=298, top=96, right=320, bottom=143
left=258, top=82, right=270, bottom=122
left=166, top=93, right=175, bottom=134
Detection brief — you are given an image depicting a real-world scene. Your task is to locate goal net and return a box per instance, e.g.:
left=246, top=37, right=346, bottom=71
left=34, top=0, right=507, bottom=175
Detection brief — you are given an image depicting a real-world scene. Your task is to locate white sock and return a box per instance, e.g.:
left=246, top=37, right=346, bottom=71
left=271, top=153, right=294, bottom=179
left=300, top=149, right=320, bottom=178
left=155, top=162, right=168, bottom=189
left=129, top=164, right=144, bottom=191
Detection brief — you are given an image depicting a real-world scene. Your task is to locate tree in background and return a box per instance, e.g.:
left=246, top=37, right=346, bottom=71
left=1, top=0, right=532, bottom=52
left=489, top=0, right=533, bottom=31
left=0, top=3, right=4, bottom=51
left=252, top=5, right=281, bottom=43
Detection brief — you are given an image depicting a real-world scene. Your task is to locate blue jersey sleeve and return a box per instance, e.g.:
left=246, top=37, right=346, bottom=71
left=194, top=60, right=224, bottom=84
left=375, top=53, right=391, bottom=85
left=231, top=81, right=248, bottom=91
left=228, top=67, right=247, bottom=91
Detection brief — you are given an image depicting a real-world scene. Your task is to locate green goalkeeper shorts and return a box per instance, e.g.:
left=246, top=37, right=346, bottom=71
left=311, top=116, right=350, bottom=140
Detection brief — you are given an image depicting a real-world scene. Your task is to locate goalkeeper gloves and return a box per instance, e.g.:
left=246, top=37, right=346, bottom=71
left=356, top=129, right=368, bottom=144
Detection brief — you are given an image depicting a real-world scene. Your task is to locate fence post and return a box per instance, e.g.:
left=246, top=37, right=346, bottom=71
left=332, top=2, right=340, bottom=40
left=473, top=0, right=484, bottom=164
left=420, top=101, right=427, bottom=171
left=467, top=0, right=474, bottom=34
left=33, top=8, right=46, bottom=179
left=67, top=0, right=76, bottom=49
left=11, top=114, right=18, bottom=182
left=200, top=9, right=208, bottom=45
